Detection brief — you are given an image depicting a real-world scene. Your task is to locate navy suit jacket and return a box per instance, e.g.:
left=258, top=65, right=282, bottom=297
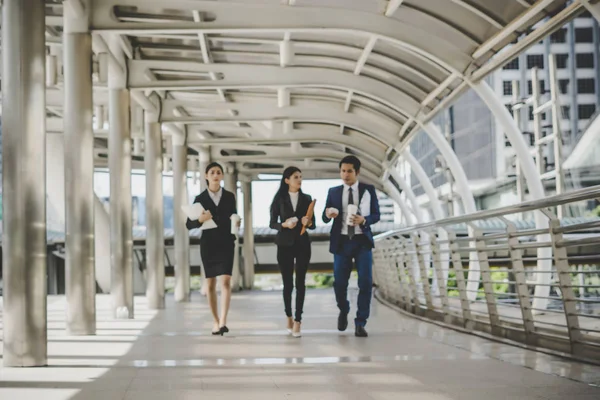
left=322, top=182, right=380, bottom=254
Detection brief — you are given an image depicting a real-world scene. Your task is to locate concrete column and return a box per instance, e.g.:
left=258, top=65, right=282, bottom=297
left=173, top=136, right=191, bottom=302
left=241, top=177, right=255, bottom=289
left=63, top=0, right=96, bottom=335
left=198, top=148, right=210, bottom=295
left=109, top=86, right=133, bottom=319
left=145, top=111, right=165, bottom=309
left=1, top=0, right=47, bottom=367
left=198, top=147, right=210, bottom=192
left=224, top=163, right=241, bottom=291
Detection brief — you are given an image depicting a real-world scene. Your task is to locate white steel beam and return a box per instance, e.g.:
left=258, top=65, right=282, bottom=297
left=354, top=36, right=377, bottom=75
left=385, top=0, right=405, bottom=17
left=472, top=0, right=555, bottom=59
left=451, top=0, right=504, bottom=29
left=471, top=1, right=583, bottom=80
left=580, top=0, right=600, bottom=24
left=422, top=122, right=481, bottom=301
left=471, top=80, right=552, bottom=311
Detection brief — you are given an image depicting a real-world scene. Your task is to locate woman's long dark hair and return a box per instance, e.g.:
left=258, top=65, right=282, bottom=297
left=270, top=166, right=302, bottom=213
left=205, top=161, right=224, bottom=188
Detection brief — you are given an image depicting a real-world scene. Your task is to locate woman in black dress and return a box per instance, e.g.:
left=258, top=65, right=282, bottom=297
left=269, top=166, right=316, bottom=337
left=186, top=162, right=239, bottom=335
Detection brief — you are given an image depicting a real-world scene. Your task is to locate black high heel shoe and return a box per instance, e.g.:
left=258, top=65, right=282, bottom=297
left=219, top=325, right=229, bottom=334
left=212, top=329, right=223, bottom=336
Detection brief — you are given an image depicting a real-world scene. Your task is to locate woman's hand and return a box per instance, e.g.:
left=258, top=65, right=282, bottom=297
left=283, top=218, right=298, bottom=229
left=301, top=216, right=311, bottom=227
left=198, top=210, right=213, bottom=223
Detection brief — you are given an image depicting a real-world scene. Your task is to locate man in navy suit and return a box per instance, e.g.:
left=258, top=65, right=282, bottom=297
left=322, top=156, right=380, bottom=337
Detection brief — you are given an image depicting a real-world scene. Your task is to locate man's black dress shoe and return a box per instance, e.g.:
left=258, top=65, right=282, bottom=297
left=338, top=311, right=348, bottom=331
left=355, top=326, right=368, bottom=337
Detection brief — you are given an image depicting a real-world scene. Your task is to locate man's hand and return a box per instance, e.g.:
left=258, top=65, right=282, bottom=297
left=350, top=214, right=365, bottom=226
left=198, top=210, right=213, bottom=223
left=326, top=208, right=339, bottom=219
left=301, top=216, right=311, bottom=227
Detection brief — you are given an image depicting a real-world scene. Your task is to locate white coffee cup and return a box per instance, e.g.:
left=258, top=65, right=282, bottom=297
left=346, top=204, right=358, bottom=225
left=230, top=214, right=241, bottom=234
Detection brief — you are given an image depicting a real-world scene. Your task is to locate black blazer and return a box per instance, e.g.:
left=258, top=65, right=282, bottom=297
left=186, top=188, right=237, bottom=245
left=322, top=183, right=381, bottom=254
left=270, top=191, right=316, bottom=247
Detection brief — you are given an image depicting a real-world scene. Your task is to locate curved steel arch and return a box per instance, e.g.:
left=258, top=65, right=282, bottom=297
left=233, top=160, right=386, bottom=193
left=163, top=97, right=401, bottom=146
left=91, top=0, right=477, bottom=73
left=211, top=150, right=383, bottom=178
left=193, top=127, right=387, bottom=167
left=139, top=40, right=436, bottom=101
left=128, top=61, right=420, bottom=118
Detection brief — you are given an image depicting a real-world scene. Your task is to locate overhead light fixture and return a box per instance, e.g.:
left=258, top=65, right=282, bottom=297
left=257, top=174, right=282, bottom=180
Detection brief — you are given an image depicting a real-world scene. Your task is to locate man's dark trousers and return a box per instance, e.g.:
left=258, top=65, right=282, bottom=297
left=333, top=235, right=373, bottom=328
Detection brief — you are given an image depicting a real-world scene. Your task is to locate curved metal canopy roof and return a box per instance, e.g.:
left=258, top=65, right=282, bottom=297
left=41, top=0, right=581, bottom=190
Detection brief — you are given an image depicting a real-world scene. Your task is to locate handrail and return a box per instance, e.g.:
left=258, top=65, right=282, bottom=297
left=375, top=184, right=600, bottom=241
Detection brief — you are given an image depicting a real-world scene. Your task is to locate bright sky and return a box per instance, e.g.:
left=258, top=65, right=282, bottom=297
left=94, top=170, right=340, bottom=227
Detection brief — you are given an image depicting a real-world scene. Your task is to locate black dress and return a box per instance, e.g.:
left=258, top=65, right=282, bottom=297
left=186, top=188, right=237, bottom=278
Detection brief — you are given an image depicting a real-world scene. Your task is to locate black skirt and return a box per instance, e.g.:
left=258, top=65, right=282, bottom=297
left=201, top=238, right=235, bottom=278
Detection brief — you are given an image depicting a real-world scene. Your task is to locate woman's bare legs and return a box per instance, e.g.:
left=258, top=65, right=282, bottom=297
left=219, top=275, right=232, bottom=328
left=206, top=277, right=220, bottom=332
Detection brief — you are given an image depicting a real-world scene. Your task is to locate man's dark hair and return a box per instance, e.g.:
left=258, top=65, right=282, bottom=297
left=339, top=155, right=361, bottom=172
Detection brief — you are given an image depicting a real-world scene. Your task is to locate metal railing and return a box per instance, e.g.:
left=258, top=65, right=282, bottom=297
left=373, top=185, right=600, bottom=361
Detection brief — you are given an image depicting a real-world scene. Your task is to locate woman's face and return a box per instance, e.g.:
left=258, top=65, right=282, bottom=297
left=285, top=171, right=302, bottom=192
left=206, top=166, right=224, bottom=186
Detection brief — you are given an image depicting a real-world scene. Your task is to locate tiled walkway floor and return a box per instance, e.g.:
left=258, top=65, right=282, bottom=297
left=1, top=289, right=599, bottom=399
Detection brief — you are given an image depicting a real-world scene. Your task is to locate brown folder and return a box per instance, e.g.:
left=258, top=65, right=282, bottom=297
left=300, top=199, right=316, bottom=235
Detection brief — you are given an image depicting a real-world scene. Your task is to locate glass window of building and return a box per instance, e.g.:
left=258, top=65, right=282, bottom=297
left=576, top=53, right=594, bottom=68
left=577, top=78, right=595, bottom=94
left=578, top=104, right=596, bottom=120
left=505, top=104, right=514, bottom=117
left=555, top=54, right=568, bottom=69
left=561, top=105, right=570, bottom=120
left=527, top=80, right=546, bottom=95
left=503, top=81, right=513, bottom=96
left=550, top=28, right=567, bottom=43
left=503, top=58, right=519, bottom=70
left=558, top=79, right=570, bottom=94
left=575, top=27, right=594, bottom=43
left=527, top=54, right=544, bottom=69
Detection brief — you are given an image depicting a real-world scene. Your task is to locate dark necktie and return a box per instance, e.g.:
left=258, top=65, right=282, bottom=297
left=348, top=187, right=355, bottom=239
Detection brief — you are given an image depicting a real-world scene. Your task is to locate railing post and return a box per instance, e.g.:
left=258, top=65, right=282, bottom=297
left=394, top=240, right=411, bottom=310
left=447, top=230, right=473, bottom=329
left=499, top=217, right=536, bottom=344
left=382, top=238, right=400, bottom=303
left=468, top=223, right=501, bottom=336
left=401, top=237, right=421, bottom=313
left=431, top=229, right=450, bottom=321
left=540, top=209, right=583, bottom=354
left=411, top=232, right=434, bottom=313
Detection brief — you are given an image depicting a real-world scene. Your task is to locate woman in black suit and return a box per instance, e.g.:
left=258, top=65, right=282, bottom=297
left=269, top=166, right=316, bottom=337
left=186, top=162, right=239, bottom=336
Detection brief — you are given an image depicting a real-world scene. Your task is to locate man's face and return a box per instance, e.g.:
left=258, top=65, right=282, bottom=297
left=340, top=163, right=359, bottom=186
